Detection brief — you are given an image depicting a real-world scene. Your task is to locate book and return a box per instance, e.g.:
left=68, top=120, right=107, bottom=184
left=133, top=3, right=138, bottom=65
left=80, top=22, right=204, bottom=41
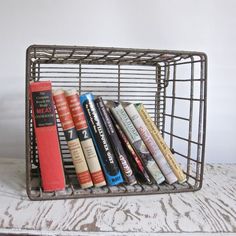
left=109, top=102, right=165, bottom=185
left=94, top=97, right=137, bottom=185
left=65, top=89, right=106, bottom=187
left=125, top=104, right=177, bottom=184
left=80, top=93, right=124, bottom=186
left=110, top=114, right=152, bottom=184
left=53, top=89, right=93, bottom=189
left=29, top=81, right=65, bottom=192
left=135, top=103, right=186, bottom=183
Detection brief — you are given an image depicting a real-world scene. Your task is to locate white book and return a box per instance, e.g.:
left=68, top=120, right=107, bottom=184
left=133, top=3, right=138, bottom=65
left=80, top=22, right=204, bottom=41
left=136, top=103, right=186, bottom=183
left=125, top=104, right=177, bottom=184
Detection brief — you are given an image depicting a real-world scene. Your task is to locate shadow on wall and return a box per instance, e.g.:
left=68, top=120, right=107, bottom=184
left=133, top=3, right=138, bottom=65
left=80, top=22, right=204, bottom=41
left=0, top=89, right=25, bottom=159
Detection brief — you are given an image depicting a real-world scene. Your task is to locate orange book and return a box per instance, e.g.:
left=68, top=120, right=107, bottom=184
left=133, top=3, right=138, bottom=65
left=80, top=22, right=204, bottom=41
left=53, top=89, right=93, bottom=189
left=65, top=89, right=106, bottom=187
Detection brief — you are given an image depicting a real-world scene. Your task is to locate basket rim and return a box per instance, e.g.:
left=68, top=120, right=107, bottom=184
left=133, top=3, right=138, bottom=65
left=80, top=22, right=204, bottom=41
left=26, top=44, right=208, bottom=59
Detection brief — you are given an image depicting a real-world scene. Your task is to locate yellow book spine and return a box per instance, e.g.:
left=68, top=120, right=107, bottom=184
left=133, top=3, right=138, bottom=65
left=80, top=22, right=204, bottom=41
left=136, top=104, right=186, bottom=183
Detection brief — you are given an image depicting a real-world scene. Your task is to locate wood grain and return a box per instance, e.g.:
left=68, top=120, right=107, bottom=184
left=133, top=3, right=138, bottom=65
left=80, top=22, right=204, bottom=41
left=0, top=158, right=235, bottom=235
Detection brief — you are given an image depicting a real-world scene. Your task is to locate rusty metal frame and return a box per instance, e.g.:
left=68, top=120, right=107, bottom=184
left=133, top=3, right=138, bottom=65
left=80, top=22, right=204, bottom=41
left=25, top=45, right=207, bottom=200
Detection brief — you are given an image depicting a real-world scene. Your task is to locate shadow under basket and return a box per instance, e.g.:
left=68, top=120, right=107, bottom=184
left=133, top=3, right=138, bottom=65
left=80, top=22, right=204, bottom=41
left=25, top=45, right=207, bottom=200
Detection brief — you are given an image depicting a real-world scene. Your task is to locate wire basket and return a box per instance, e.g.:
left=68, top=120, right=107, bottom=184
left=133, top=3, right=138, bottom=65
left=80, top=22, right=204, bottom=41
left=25, top=45, right=207, bottom=200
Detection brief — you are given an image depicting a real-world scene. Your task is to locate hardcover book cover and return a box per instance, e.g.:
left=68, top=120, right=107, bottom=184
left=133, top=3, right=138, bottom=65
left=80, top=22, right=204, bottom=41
left=125, top=104, right=177, bottom=184
left=65, top=89, right=106, bottom=187
left=53, top=89, right=93, bottom=189
left=29, top=81, right=65, bottom=192
left=109, top=102, right=165, bottom=185
left=95, top=97, right=137, bottom=185
left=80, top=93, right=123, bottom=186
left=110, top=113, right=152, bottom=184
left=136, top=103, right=186, bottom=183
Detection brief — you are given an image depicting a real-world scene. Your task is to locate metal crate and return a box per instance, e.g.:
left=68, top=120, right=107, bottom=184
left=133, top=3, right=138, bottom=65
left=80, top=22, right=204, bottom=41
left=25, top=45, right=207, bottom=200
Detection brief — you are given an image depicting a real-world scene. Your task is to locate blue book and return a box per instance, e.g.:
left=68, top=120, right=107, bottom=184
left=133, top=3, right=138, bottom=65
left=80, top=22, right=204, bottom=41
left=80, top=93, right=124, bottom=186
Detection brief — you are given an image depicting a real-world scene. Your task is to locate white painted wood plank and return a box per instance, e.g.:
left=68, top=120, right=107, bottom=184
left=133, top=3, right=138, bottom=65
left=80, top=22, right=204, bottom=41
left=0, top=230, right=235, bottom=236
left=0, top=158, right=235, bottom=234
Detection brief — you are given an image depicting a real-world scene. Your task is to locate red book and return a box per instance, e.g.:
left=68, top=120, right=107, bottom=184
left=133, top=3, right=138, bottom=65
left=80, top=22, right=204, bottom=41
left=29, top=81, right=65, bottom=192
left=65, top=89, right=106, bottom=187
left=53, top=89, right=93, bottom=189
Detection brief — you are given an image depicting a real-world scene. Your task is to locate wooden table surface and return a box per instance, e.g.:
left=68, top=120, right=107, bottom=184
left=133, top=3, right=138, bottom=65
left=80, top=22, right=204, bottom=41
left=0, top=158, right=235, bottom=235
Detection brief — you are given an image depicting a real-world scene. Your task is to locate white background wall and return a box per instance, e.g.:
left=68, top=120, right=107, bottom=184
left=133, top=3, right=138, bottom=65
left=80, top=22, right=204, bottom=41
left=0, top=0, right=235, bottom=163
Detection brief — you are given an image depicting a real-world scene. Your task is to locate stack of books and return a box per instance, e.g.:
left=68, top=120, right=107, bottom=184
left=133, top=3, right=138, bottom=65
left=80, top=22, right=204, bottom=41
left=29, top=81, right=186, bottom=192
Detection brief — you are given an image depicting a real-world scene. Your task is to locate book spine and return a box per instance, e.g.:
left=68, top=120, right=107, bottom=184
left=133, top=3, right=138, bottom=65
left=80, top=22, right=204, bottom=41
left=110, top=102, right=165, bottom=185
left=29, top=81, right=65, bottom=192
left=65, top=90, right=106, bottom=187
left=94, top=97, right=137, bottom=185
left=136, top=103, right=186, bottom=183
left=80, top=93, right=123, bottom=186
left=125, top=104, right=177, bottom=184
left=53, top=89, right=93, bottom=189
left=110, top=114, right=152, bottom=184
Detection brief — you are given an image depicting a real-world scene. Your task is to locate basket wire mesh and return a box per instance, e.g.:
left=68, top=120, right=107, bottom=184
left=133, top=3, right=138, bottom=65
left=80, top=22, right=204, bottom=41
left=25, top=45, right=207, bottom=200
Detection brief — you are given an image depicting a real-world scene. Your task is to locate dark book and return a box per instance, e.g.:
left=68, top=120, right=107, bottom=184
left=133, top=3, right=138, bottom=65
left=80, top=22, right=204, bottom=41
left=94, top=97, right=137, bottom=185
left=109, top=112, right=152, bottom=184
left=80, top=93, right=124, bottom=186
